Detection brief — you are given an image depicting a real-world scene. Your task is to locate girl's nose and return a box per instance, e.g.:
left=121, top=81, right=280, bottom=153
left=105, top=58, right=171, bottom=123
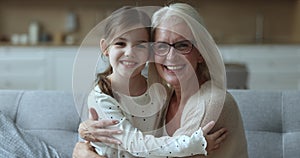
left=124, top=46, right=135, bottom=58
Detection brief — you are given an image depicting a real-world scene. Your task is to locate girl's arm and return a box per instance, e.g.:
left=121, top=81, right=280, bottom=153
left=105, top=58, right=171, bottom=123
left=87, top=90, right=208, bottom=157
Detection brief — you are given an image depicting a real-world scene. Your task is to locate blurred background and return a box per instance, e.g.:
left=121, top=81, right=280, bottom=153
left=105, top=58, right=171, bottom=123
left=0, top=0, right=299, bottom=91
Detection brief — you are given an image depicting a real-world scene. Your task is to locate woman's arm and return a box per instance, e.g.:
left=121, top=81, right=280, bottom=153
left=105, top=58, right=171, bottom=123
left=73, top=141, right=106, bottom=158
left=79, top=108, right=122, bottom=145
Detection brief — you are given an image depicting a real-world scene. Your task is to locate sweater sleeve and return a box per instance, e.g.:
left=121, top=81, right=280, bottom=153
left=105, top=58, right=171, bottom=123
left=88, top=90, right=207, bottom=157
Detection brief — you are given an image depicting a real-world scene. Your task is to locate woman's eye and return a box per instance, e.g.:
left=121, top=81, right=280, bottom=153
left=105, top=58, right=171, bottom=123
left=176, top=43, right=188, bottom=49
left=175, top=42, right=191, bottom=50
left=156, top=43, right=168, bottom=50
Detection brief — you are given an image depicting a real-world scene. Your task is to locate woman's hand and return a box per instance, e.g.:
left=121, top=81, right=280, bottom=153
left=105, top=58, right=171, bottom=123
left=202, top=121, right=227, bottom=153
left=72, top=141, right=105, bottom=158
left=79, top=108, right=122, bottom=144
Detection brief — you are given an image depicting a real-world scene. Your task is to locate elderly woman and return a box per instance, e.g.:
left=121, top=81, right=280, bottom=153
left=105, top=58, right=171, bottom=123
left=148, top=3, right=248, bottom=157
left=73, top=3, right=248, bottom=158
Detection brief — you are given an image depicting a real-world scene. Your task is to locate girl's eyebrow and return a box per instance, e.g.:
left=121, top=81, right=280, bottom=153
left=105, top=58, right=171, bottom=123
left=113, top=37, right=148, bottom=43
left=137, top=40, right=148, bottom=43
left=114, top=37, right=127, bottom=41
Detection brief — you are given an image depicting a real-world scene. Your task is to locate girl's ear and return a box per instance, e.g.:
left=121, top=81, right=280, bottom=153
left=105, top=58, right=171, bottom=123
left=100, top=39, right=109, bottom=56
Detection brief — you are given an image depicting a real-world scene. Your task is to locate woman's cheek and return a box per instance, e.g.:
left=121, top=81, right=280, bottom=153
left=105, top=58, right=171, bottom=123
left=154, top=55, right=164, bottom=65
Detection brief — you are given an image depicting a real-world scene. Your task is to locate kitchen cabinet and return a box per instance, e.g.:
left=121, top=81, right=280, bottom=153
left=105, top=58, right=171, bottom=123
left=0, top=46, right=77, bottom=91
left=1, top=45, right=300, bottom=91
left=0, top=47, right=49, bottom=90
left=47, top=47, right=77, bottom=91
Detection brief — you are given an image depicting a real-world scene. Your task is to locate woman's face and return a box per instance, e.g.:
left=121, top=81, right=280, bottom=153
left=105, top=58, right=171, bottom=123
left=103, top=28, right=149, bottom=79
left=154, top=22, right=203, bottom=86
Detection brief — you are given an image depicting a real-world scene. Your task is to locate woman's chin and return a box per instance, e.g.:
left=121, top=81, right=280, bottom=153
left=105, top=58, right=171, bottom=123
left=162, top=76, right=180, bottom=86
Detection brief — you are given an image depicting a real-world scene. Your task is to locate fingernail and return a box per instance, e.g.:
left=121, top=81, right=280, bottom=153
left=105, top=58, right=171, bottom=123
left=117, top=130, right=123, bottom=134
left=113, top=120, right=119, bottom=124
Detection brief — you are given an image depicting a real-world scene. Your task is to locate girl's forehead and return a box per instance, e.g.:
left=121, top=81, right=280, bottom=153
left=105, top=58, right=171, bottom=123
left=113, top=28, right=149, bottom=41
left=126, top=30, right=148, bottom=38
left=110, top=26, right=149, bottom=41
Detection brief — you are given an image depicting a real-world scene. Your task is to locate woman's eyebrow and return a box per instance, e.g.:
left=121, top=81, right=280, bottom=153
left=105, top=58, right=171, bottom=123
left=173, top=37, right=189, bottom=42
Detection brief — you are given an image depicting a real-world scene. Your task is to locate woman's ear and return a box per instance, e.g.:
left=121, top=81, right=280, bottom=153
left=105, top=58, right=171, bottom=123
left=197, top=54, right=204, bottom=63
left=100, top=39, right=109, bottom=56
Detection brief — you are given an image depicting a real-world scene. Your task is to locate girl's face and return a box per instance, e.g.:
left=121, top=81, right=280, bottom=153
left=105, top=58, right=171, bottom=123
left=154, top=22, right=203, bottom=86
left=103, top=28, right=149, bottom=79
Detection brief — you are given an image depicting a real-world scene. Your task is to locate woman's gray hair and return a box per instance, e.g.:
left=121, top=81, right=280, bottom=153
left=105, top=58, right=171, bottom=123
left=152, top=3, right=205, bottom=29
left=151, top=2, right=226, bottom=91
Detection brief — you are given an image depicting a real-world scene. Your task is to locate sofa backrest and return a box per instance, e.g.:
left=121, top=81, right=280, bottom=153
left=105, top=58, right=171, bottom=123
left=229, top=90, right=300, bottom=158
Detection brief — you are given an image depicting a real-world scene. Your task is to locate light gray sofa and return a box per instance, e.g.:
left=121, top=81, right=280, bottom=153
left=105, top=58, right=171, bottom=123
left=0, top=91, right=80, bottom=158
left=0, top=90, right=299, bottom=158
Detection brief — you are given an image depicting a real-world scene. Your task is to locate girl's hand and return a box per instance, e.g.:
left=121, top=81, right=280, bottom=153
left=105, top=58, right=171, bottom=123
left=78, top=108, right=123, bottom=145
left=202, top=121, right=227, bottom=153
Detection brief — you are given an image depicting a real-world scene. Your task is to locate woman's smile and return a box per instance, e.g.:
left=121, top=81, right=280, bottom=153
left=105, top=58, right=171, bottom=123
left=163, top=64, right=185, bottom=72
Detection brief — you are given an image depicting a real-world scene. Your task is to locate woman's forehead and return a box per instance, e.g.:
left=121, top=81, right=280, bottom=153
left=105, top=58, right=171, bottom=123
left=155, top=22, right=194, bottom=41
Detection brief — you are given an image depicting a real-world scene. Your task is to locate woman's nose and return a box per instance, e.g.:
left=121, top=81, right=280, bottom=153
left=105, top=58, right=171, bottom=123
left=166, top=47, right=177, bottom=60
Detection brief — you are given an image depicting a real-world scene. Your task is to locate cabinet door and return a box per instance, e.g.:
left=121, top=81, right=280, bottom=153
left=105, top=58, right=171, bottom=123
left=220, top=45, right=300, bottom=90
left=49, top=47, right=77, bottom=91
left=0, top=47, right=47, bottom=90
left=0, top=75, right=46, bottom=90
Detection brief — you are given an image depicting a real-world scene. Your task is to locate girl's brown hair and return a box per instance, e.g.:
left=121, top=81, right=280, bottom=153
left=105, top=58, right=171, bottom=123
left=96, top=6, right=151, bottom=96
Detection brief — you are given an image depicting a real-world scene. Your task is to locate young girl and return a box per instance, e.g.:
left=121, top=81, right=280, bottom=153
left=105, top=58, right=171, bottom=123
left=85, top=6, right=227, bottom=157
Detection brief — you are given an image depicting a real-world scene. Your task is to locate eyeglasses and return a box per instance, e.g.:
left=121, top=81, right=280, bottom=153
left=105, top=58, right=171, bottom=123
left=151, top=40, right=194, bottom=56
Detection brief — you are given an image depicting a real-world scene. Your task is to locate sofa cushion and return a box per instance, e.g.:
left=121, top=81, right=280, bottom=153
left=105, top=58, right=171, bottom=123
left=0, top=90, right=23, bottom=121
left=229, top=90, right=283, bottom=158
left=245, top=131, right=282, bottom=158
left=282, top=91, right=300, bottom=158
left=230, top=90, right=282, bottom=132
left=282, top=91, right=300, bottom=132
left=16, top=91, right=79, bottom=131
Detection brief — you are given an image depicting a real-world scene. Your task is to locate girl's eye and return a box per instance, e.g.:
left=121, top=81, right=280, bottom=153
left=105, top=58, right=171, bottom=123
left=114, top=42, right=126, bottom=47
left=135, top=43, right=148, bottom=49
